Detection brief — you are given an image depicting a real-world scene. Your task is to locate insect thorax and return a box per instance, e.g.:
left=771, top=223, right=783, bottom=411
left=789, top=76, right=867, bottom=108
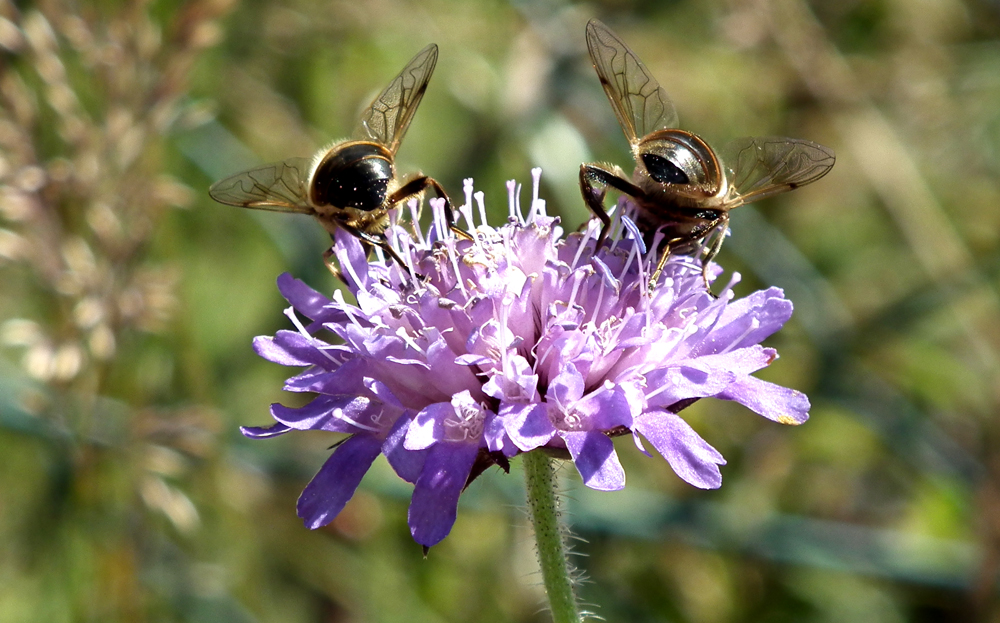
left=635, top=130, right=723, bottom=192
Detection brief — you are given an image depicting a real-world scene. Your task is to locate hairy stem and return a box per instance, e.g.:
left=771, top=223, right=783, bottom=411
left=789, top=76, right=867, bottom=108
left=523, top=450, right=581, bottom=623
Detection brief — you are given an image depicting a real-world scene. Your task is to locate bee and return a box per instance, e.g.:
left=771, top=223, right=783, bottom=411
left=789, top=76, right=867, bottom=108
left=580, top=19, right=835, bottom=284
left=209, top=44, right=450, bottom=267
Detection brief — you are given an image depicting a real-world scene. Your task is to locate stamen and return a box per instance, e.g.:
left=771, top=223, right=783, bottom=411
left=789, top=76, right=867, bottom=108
left=332, top=289, right=365, bottom=330
left=716, top=318, right=760, bottom=355
left=514, top=182, right=523, bottom=222
left=498, top=294, right=511, bottom=373
left=386, top=225, right=402, bottom=258
left=463, top=178, right=475, bottom=214
left=283, top=306, right=339, bottom=365
left=429, top=197, right=448, bottom=243
left=645, top=378, right=676, bottom=402
left=459, top=203, right=476, bottom=233
left=637, top=250, right=649, bottom=300
left=407, top=198, right=425, bottom=246
left=506, top=179, right=519, bottom=223
left=720, top=271, right=741, bottom=300
left=607, top=200, right=627, bottom=253
left=620, top=242, right=639, bottom=283
left=474, top=191, right=487, bottom=228
left=621, top=215, right=646, bottom=255
left=590, top=256, right=617, bottom=326
left=528, top=167, right=544, bottom=222
left=531, top=167, right=541, bottom=206
left=566, top=270, right=585, bottom=310
left=397, top=231, right=419, bottom=284
left=447, top=243, right=467, bottom=297
left=395, top=325, right=426, bottom=356
left=330, top=402, right=381, bottom=432
left=502, top=220, right=513, bottom=257
left=339, top=244, right=364, bottom=289
left=459, top=179, right=476, bottom=231
left=571, top=221, right=597, bottom=270
left=530, top=199, right=546, bottom=223
left=591, top=281, right=605, bottom=328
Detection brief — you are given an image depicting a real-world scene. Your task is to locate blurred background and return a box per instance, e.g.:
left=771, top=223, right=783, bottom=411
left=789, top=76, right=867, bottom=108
left=2, top=0, right=999, bottom=621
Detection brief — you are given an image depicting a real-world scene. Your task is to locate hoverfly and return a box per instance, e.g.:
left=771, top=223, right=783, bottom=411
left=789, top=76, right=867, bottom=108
left=580, top=19, right=835, bottom=284
left=209, top=44, right=450, bottom=267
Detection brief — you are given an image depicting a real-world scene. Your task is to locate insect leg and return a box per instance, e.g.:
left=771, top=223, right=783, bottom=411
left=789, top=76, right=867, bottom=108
left=649, top=238, right=679, bottom=287
left=388, top=176, right=471, bottom=240
left=579, top=163, right=643, bottom=250
left=322, top=246, right=348, bottom=285
left=339, top=223, right=409, bottom=269
left=699, top=214, right=729, bottom=290
left=425, top=177, right=473, bottom=241
left=648, top=213, right=728, bottom=291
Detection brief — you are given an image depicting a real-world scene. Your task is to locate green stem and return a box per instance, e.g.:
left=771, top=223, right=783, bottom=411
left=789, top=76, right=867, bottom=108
left=522, top=450, right=582, bottom=623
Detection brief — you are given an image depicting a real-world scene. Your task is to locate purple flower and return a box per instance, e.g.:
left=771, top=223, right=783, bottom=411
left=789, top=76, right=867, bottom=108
left=245, top=168, right=809, bottom=546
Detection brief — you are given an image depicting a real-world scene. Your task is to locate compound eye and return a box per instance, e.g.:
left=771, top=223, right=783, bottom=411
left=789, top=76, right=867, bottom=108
left=642, top=153, right=690, bottom=185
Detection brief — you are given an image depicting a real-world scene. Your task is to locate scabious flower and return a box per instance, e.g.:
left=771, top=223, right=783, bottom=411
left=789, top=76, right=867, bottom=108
left=245, top=169, right=809, bottom=547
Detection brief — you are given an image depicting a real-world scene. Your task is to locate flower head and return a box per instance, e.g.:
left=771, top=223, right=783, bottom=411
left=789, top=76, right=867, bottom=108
left=246, top=169, right=809, bottom=547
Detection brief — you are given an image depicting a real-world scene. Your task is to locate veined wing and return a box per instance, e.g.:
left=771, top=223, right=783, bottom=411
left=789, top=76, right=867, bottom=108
left=585, top=19, right=678, bottom=144
left=208, top=157, right=314, bottom=213
left=356, top=43, right=438, bottom=154
left=719, top=137, right=835, bottom=207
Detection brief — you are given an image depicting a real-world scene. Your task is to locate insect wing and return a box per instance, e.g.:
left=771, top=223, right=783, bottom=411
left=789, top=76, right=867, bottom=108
left=585, top=19, right=678, bottom=144
left=719, top=137, right=835, bottom=207
left=356, top=43, right=438, bottom=154
left=208, top=157, right=314, bottom=214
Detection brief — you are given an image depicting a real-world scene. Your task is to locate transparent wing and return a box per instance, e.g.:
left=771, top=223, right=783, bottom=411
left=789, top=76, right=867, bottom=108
left=355, top=43, right=438, bottom=154
left=208, top=157, right=314, bottom=213
left=719, top=137, right=835, bottom=207
left=585, top=19, right=678, bottom=144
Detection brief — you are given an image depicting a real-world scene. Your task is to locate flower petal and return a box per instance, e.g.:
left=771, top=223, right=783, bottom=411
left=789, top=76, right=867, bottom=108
left=276, top=273, right=330, bottom=321
left=483, top=354, right=540, bottom=403
left=577, top=383, right=635, bottom=431
left=254, top=332, right=321, bottom=367
left=563, top=430, right=625, bottom=491
left=383, top=413, right=426, bottom=483
left=717, top=376, right=810, bottom=425
left=695, top=346, right=777, bottom=376
left=408, top=442, right=479, bottom=547
left=332, top=228, right=371, bottom=291
left=271, top=395, right=383, bottom=433
left=405, top=402, right=452, bottom=450
left=363, top=377, right=404, bottom=409
left=634, top=411, right=725, bottom=489
left=484, top=411, right=518, bottom=456
left=240, top=422, right=291, bottom=438
left=503, top=402, right=555, bottom=451
left=548, top=364, right=585, bottom=409
left=297, top=434, right=382, bottom=529
left=644, top=364, right=736, bottom=408
left=692, top=287, right=792, bottom=356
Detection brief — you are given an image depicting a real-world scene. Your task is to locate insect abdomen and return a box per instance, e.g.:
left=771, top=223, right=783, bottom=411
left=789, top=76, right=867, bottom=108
left=310, top=142, right=394, bottom=211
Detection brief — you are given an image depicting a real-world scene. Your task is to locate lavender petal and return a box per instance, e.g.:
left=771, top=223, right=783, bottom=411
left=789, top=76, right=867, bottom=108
left=634, top=411, right=725, bottom=489
left=563, top=430, right=626, bottom=491
left=297, top=434, right=383, bottom=529
left=717, top=376, right=811, bottom=425
left=240, top=422, right=292, bottom=439
left=408, top=442, right=479, bottom=547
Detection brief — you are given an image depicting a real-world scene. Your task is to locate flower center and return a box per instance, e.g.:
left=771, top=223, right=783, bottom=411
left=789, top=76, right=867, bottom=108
left=444, top=400, right=486, bottom=442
